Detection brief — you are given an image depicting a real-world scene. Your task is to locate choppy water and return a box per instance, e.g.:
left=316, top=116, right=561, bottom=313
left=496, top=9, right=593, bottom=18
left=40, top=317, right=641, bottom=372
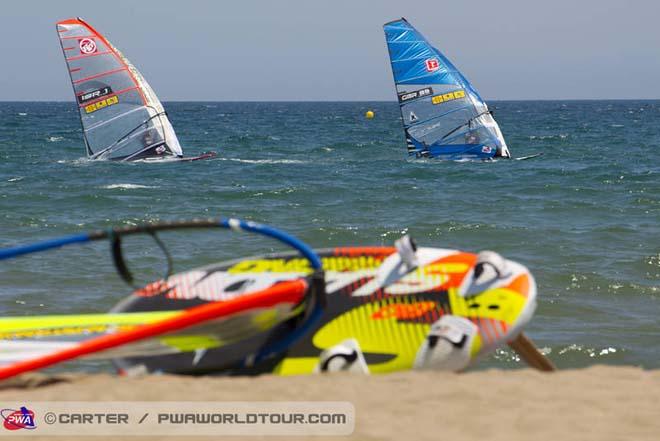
left=0, top=101, right=658, bottom=370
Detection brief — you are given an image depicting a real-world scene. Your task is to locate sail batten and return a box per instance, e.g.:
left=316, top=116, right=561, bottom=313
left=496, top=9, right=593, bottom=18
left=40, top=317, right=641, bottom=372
left=56, top=17, right=183, bottom=161
left=73, top=67, right=127, bottom=84
left=384, top=18, right=510, bottom=160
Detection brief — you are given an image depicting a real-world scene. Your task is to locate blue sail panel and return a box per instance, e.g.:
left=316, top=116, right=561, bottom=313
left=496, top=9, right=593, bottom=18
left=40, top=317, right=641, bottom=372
left=384, top=18, right=510, bottom=160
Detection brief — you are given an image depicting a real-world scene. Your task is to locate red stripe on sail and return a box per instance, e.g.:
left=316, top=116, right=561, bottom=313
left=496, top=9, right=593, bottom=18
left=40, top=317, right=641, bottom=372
left=73, top=67, right=127, bottom=85
left=60, top=34, right=96, bottom=40
left=57, top=18, right=85, bottom=26
left=66, top=50, right=112, bottom=62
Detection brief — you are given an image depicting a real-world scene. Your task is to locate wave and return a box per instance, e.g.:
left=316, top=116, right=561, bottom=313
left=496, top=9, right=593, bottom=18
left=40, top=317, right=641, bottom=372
left=100, top=184, right=159, bottom=190
left=56, top=158, right=92, bottom=165
left=528, top=134, right=569, bottom=140
left=219, top=158, right=307, bottom=164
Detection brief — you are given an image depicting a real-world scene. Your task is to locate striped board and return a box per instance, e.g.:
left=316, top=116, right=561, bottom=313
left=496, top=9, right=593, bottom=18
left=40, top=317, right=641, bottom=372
left=112, top=245, right=547, bottom=375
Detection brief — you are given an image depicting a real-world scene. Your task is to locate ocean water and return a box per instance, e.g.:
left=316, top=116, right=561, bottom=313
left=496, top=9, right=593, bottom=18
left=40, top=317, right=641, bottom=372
left=0, top=101, right=658, bottom=371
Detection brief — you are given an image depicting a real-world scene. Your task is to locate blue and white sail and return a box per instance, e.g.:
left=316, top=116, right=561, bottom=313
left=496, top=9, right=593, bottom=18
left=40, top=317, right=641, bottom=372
left=384, top=18, right=510, bottom=160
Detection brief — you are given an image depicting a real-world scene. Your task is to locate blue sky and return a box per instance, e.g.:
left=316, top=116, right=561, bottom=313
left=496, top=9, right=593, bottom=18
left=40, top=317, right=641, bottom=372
left=2, top=0, right=659, bottom=101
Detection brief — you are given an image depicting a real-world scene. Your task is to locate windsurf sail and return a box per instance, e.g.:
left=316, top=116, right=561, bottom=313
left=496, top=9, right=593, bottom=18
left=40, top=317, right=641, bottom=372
left=0, top=296, right=306, bottom=366
left=56, top=17, right=183, bottom=161
left=0, top=218, right=326, bottom=379
left=0, top=280, right=308, bottom=380
left=384, top=18, right=511, bottom=160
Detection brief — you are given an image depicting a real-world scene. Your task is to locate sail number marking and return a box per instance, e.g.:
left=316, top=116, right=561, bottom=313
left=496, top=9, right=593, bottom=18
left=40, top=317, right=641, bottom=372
left=398, top=87, right=434, bottom=103
left=78, top=86, right=113, bottom=104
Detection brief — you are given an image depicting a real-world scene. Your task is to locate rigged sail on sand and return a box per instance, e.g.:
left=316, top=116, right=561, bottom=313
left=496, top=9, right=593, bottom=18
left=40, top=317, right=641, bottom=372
left=56, top=17, right=183, bottom=161
left=384, top=18, right=510, bottom=160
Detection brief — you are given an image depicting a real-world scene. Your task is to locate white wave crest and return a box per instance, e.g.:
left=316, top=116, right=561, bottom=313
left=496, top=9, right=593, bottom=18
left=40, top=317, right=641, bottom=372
left=100, top=184, right=159, bottom=190
left=220, top=158, right=306, bottom=164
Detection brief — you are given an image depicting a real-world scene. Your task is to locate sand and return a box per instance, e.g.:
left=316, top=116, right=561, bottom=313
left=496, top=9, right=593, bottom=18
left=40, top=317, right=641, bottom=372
left=0, top=366, right=658, bottom=441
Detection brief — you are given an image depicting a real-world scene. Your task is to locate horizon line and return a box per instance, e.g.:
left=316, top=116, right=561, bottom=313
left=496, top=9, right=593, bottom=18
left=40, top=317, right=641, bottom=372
left=1, top=98, right=660, bottom=103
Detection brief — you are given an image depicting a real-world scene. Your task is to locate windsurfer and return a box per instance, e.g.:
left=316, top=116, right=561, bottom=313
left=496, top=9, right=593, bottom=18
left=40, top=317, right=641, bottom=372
left=142, top=130, right=167, bottom=155
left=465, top=131, right=480, bottom=144
left=142, top=130, right=155, bottom=147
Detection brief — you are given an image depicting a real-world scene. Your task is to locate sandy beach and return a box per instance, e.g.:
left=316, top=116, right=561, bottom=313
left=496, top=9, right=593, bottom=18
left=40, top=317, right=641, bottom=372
left=1, top=366, right=658, bottom=440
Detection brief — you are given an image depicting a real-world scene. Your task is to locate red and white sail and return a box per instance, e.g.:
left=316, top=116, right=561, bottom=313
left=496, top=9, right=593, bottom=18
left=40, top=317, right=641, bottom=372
left=56, top=18, right=183, bottom=161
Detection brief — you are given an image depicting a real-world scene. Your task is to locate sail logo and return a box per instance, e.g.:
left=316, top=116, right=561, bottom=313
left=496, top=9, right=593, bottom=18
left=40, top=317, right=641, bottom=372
left=425, top=58, right=440, bottom=72
left=78, top=86, right=113, bottom=104
left=78, top=38, right=98, bottom=55
left=84, top=95, right=119, bottom=114
left=431, top=89, right=466, bottom=105
left=1, top=407, right=37, bottom=431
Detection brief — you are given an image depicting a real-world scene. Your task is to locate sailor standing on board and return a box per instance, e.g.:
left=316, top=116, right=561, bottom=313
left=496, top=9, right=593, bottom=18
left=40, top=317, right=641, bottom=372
left=143, top=130, right=166, bottom=155
left=465, top=131, right=506, bottom=158
left=465, top=131, right=480, bottom=145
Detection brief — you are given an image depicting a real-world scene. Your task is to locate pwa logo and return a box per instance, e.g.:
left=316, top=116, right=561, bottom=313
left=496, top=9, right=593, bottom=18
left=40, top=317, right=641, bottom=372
left=1, top=406, right=37, bottom=431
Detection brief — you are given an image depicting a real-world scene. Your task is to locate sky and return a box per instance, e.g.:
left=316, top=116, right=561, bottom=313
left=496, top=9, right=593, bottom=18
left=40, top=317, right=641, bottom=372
left=2, top=0, right=659, bottom=101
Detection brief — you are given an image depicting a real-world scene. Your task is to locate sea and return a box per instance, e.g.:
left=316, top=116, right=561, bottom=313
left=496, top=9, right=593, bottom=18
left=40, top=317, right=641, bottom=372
left=0, top=101, right=658, bottom=371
